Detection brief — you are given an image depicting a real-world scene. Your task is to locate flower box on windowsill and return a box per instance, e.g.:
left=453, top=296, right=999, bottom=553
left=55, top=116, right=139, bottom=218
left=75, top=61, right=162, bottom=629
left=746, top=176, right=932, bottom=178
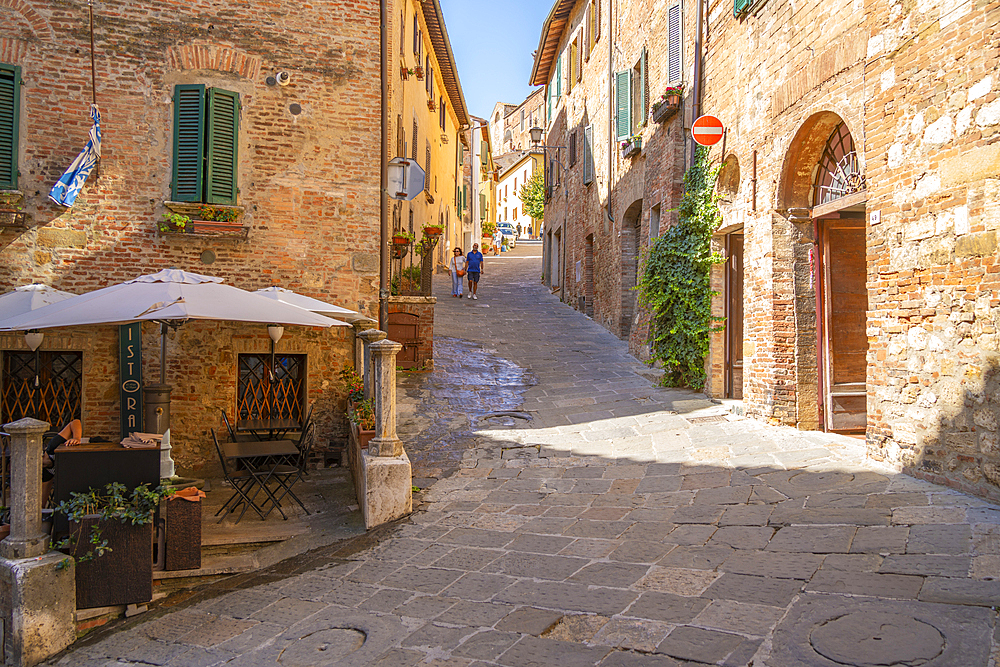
left=0, top=190, right=27, bottom=230
left=161, top=202, right=248, bottom=240
left=427, top=99, right=436, bottom=111
left=652, top=96, right=681, bottom=123
left=621, top=137, right=642, bottom=159
left=414, top=66, right=425, bottom=81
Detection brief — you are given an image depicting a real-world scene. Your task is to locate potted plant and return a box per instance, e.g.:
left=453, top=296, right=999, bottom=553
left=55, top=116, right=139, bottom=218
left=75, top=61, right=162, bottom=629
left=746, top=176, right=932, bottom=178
left=341, top=367, right=364, bottom=410
left=191, top=205, right=243, bottom=234
left=621, top=134, right=642, bottom=158
left=427, top=99, right=437, bottom=111
left=422, top=222, right=444, bottom=236
left=348, top=398, right=376, bottom=449
left=54, top=482, right=172, bottom=609
left=159, top=211, right=190, bottom=233
left=414, top=65, right=424, bottom=80
left=0, top=197, right=25, bottom=228
left=392, top=230, right=415, bottom=245
left=401, top=66, right=413, bottom=80
left=652, top=85, right=683, bottom=123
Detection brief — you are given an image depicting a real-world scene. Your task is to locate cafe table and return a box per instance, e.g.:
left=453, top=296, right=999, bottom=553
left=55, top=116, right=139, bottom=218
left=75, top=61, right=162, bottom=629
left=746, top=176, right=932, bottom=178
left=235, top=417, right=301, bottom=441
left=220, top=439, right=299, bottom=521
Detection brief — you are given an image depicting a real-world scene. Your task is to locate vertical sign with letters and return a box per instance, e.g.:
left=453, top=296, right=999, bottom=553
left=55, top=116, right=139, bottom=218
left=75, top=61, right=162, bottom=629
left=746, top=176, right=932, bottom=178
left=119, top=323, right=143, bottom=440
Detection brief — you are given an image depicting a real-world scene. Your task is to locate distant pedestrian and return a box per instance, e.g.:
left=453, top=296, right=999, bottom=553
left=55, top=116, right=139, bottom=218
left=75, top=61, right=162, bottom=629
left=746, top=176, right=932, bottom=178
left=450, top=247, right=466, bottom=298
left=516, top=223, right=522, bottom=238
left=492, top=229, right=502, bottom=255
left=466, top=243, right=484, bottom=300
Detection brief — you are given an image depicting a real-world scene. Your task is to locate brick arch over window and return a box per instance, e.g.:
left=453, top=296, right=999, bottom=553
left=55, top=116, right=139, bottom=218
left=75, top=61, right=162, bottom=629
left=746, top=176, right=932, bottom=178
left=776, top=110, right=861, bottom=212
left=0, top=0, right=56, bottom=42
left=166, top=43, right=262, bottom=81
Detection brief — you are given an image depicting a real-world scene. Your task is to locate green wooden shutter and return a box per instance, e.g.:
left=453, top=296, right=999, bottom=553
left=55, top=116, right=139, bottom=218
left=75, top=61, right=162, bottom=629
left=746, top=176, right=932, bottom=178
left=734, top=0, right=752, bottom=15
left=547, top=83, right=552, bottom=121
left=206, top=88, right=239, bottom=204
left=640, top=47, right=648, bottom=127
left=615, top=71, right=631, bottom=140
left=0, top=65, right=20, bottom=189
left=555, top=55, right=562, bottom=97
left=480, top=192, right=487, bottom=218
left=172, top=84, right=205, bottom=202
left=583, top=125, right=593, bottom=185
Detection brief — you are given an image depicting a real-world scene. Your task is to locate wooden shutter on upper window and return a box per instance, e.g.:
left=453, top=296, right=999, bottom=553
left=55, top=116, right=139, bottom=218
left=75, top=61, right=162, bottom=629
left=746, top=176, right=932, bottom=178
left=668, top=4, right=683, bottom=82
left=172, top=84, right=205, bottom=202
left=0, top=65, right=20, bottom=189
left=640, top=46, right=648, bottom=127
left=205, top=88, right=239, bottom=204
left=577, top=35, right=583, bottom=81
left=615, top=71, right=631, bottom=140
left=584, top=5, right=592, bottom=60
left=594, top=0, right=601, bottom=41
left=583, top=125, right=594, bottom=185
left=555, top=55, right=562, bottom=97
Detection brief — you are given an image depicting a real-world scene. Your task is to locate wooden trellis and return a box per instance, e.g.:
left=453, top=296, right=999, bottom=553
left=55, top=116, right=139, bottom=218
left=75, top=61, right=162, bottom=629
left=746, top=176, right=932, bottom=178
left=1, top=351, right=83, bottom=428
left=236, top=354, right=304, bottom=421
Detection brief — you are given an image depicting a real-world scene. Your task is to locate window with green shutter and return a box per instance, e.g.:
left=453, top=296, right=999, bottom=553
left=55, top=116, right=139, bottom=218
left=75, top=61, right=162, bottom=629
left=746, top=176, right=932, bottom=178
left=0, top=64, right=20, bottom=190
left=734, top=0, right=752, bottom=16
left=172, top=84, right=239, bottom=204
left=583, top=125, right=594, bottom=185
left=555, top=55, right=562, bottom=98
left=615, top=70, right=631, bottom=140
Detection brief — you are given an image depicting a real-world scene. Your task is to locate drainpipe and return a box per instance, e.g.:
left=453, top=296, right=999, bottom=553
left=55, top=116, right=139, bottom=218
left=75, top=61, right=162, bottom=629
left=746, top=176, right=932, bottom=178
left=689, top=0, right=704, bottom=167
left=606, top=0, right=615, bottom=227
left=378, top=0, right=389, bottom=331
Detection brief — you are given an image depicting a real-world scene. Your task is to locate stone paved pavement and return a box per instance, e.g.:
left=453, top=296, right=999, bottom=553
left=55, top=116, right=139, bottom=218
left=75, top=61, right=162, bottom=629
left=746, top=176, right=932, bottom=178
left=53, top=242, right=1000, bottom=666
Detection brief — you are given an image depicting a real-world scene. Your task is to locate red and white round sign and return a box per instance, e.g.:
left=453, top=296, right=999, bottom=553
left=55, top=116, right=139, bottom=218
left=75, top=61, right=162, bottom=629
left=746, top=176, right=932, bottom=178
left=691, top=115, right=725, bottom=146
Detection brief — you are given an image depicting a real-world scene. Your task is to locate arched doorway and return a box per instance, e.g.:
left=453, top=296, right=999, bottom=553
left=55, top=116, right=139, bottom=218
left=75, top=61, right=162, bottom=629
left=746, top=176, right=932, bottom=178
left=620, top=200, right=643, bottom=339
left=779, top=113, right=867, bottom=432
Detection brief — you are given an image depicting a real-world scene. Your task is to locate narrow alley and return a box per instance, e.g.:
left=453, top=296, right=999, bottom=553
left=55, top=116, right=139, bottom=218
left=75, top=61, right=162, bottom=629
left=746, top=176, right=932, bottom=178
left=54, top=243, right=1000, bottom=666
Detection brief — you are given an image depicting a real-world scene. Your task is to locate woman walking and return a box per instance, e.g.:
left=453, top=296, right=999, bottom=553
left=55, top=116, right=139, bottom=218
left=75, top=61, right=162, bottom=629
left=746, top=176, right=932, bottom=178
left=450, top=247, right=467, bottom=297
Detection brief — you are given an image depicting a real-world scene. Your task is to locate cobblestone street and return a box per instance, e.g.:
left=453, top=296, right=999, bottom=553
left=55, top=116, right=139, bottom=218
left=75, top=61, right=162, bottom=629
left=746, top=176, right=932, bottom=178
left=55, top=242, right=1000, bottom=666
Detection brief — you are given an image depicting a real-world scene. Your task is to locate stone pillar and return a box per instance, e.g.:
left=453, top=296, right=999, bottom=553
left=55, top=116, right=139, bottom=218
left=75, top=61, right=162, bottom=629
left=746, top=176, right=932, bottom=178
left=352, top=320, right=377, bottom=379
left=369, top=338, right=403, bottom=457
left=0, top=418, right=76, bottom=666
left=2, top=418, right=49, bottom=560
left=358, top=329, right=387, bottom=401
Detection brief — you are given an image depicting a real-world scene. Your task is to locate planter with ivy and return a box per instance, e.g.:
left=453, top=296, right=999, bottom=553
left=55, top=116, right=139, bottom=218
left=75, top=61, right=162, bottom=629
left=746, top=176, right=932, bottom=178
left=427, top=99, right=436, bottom=112
left=422, top=223, right=443, bottom=237
left=392, top=230, right=415, bottom=246
left=651, top=85, right=683, bottom=123
left=414, top=66, right=424, bottom=80
left=401, top=66, right=413, bottom=80
left=55, top=482, right=172, bottom=609
left=161, top=202, right=248, bottom=239
left=621, top=135, right=642, bottom=159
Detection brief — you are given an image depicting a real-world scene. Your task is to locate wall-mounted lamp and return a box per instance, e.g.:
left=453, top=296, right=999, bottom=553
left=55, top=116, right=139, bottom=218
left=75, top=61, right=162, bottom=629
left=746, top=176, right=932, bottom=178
left=24, top=330, right=43, bottom=387
left=267, top=325, right=284, bottom=382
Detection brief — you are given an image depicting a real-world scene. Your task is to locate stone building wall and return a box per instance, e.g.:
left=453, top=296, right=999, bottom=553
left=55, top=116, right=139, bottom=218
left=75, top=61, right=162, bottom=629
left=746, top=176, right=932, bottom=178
left=863, top=0, right=1000, bottom=498
left=0, top=0, right=464, bottom=474
left=538, top=0, right=691, bottom=360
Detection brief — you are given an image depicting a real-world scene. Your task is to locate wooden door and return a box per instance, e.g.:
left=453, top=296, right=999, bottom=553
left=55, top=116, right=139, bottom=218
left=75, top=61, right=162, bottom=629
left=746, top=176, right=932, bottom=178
left=818, top=218, right=867, bottom=431
left=725, top=233, right=744, bottom=399
left=387, top=312, right=419, bottom=368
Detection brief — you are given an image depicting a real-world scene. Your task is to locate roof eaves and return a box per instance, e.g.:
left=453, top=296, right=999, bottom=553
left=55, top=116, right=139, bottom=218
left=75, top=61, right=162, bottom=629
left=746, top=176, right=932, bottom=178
left=529, top=0, right=579, bottom=87
left=422, top=0, right=470, bottom=128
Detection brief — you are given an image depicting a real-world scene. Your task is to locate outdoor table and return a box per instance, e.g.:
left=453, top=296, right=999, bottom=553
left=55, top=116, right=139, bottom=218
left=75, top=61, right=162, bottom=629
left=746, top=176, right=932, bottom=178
left=235, top=418, right=301, bottom=441
left=220, top=439, right=298, bottom=520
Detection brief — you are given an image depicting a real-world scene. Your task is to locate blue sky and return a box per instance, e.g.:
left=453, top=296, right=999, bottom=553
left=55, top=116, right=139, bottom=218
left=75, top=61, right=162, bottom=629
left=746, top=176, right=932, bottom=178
left=439, top=0, right=551, bottom=120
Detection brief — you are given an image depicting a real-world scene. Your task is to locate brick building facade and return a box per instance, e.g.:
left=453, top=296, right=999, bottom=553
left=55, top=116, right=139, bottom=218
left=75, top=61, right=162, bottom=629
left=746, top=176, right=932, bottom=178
left=531, top=0, right=691, bottom=356
left=0, top=0, right=467, bottom=474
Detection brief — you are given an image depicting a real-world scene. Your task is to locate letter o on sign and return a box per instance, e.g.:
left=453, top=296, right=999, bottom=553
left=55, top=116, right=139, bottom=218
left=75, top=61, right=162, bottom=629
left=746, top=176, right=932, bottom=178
left=692, top=115, right=725, bottom=146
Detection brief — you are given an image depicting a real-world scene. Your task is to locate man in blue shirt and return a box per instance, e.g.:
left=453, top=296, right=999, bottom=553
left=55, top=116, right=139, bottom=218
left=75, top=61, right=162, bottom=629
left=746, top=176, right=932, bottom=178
left=466, top=243, right=485, bottom=300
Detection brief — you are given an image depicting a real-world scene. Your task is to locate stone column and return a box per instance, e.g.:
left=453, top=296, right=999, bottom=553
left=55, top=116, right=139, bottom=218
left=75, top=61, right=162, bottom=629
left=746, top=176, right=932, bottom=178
left=358, top=329, right=387, bottom=401
left=369, top=338, right=403, bottom=457
left=2, top=418, right=49, bottom=559
left=352, top=320, right=377, bottom=379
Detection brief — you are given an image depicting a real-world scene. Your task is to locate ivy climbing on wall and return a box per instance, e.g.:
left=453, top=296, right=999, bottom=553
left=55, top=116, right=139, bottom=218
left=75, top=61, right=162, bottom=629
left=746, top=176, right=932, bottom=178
left=638, top=146, right=724, bottom=390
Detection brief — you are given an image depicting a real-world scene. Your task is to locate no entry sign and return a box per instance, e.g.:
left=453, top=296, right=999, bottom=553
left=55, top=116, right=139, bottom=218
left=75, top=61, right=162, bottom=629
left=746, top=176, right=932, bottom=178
left=692, top=115, right=725, bottom=146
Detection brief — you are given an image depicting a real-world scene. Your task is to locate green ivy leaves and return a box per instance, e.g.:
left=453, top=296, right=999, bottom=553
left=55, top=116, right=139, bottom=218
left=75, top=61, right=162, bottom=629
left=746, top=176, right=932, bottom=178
left=638, top=147, right=724, bottom=390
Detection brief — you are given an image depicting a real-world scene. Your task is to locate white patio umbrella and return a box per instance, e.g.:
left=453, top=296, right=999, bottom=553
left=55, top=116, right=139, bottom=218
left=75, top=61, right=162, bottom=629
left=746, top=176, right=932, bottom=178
left=0, top=284, right=76, bottom=320
left=0, top=269, right=347, bottom=385
left=253, top=286, right=372, bottom=323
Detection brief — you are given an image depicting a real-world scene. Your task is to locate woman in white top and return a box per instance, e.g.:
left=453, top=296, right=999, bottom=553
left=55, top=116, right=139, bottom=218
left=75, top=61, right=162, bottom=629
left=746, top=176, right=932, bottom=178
left=450, top=247, right=467, bottom=297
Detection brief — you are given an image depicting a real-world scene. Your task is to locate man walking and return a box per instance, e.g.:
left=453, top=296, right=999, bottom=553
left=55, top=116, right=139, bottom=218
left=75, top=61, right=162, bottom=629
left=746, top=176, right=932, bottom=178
left=466, top=243, right=484, bottom=300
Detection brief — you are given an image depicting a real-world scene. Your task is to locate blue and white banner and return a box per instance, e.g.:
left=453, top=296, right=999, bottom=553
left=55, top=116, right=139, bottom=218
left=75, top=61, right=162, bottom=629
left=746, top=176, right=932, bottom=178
left=48, top=104, right=101, bottom=207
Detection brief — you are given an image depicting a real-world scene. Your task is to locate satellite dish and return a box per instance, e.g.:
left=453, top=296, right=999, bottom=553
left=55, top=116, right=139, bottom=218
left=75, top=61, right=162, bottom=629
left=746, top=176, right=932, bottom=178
left=387, top=157, right=426, bottom=201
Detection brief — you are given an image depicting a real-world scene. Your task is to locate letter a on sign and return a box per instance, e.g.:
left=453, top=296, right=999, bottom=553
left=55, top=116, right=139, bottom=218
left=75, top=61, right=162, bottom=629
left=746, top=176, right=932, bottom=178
left=692, top=115, right=725, bottom=146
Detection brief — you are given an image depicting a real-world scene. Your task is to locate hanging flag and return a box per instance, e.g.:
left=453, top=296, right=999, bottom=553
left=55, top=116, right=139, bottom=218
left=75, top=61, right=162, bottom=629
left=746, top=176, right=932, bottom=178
left=49, top=104, right=101, bottom=207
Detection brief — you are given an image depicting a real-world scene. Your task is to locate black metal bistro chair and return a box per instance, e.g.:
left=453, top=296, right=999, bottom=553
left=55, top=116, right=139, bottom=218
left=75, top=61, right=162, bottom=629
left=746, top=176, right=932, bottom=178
left=220, top=409, right=254, bottom=443
left=211, top=428, right=268, bottom=524
left=261, top=423, right=316, bottom=518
